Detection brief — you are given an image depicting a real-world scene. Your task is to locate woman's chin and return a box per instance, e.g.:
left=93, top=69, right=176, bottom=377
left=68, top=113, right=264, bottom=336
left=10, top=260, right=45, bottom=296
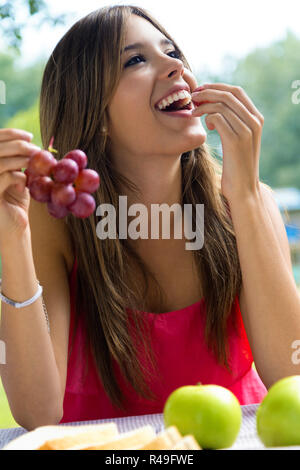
left=184, top=128, right=207, bottom=151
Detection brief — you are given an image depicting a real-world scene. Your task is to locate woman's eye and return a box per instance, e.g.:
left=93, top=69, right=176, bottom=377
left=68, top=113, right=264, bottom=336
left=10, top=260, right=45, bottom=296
left=124, top=55, right=145, bottom=67
left=124, top=50, right=182, bottom=68
left=168, top=50, right=182, bottom=60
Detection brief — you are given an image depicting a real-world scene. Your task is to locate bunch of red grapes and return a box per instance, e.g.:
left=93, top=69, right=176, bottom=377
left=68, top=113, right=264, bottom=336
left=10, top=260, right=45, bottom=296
left=25, top=137, right=100, bottom=219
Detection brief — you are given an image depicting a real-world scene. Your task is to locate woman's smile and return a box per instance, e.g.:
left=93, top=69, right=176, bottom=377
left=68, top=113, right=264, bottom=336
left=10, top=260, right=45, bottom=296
left=154, top=87, right=196, bottom=118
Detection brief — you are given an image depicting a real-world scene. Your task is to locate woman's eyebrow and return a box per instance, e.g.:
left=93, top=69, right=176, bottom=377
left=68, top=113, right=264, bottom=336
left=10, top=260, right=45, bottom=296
left=122, top=38, right=175, bottom=54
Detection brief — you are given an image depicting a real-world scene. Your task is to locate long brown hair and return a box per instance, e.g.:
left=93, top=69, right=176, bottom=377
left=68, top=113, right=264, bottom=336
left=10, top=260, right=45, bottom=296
left=40, top=5, right=244, bottom=410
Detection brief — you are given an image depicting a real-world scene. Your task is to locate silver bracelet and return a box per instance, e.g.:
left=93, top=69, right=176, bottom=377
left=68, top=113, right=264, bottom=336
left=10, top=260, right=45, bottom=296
left=0, top=278, right=43, bottom=308
left=0, top=278, right=50, bottom=334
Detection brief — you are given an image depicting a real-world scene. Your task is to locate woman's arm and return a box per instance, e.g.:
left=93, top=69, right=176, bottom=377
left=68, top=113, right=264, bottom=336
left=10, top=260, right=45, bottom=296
left=0, top=201, right=71, bottom=430
left=191, top=82, right=300, bottom=387
left=230, top=184, right=300, bottom=388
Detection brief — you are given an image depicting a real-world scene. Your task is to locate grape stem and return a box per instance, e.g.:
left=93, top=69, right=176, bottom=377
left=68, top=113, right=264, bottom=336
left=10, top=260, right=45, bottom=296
left=48, top=136, right=58, bottom=154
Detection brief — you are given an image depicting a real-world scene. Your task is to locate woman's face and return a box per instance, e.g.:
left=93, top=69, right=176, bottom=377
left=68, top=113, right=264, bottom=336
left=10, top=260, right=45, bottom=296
left=107, top=14, right=207, bottom=163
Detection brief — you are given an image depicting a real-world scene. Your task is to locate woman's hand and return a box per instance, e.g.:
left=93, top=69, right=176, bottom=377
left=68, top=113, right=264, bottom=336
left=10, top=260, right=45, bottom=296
left=0, top=128, right=41, bottom=248
left=191, top=83, right=264, bottom=203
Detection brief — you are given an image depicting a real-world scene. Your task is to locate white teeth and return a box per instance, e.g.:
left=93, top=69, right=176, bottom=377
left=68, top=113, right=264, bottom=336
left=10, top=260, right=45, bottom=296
left=157, top=89, right=191, bottom=110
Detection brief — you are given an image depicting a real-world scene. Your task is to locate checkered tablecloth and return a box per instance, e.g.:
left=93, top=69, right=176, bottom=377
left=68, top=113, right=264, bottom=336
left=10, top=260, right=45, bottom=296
left=1, top=404, right=300, bottom=450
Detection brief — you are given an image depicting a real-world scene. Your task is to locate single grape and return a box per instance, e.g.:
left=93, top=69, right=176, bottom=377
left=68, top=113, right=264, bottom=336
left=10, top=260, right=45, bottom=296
left=52, top=159, right=79, bottom=184
left=67, top=191, right=96, bottom=218
left=28, top=176, right=54, bottom=202
left=51, top=183, right=76, bottom=207
left=47, top=201, right=69, bottom=219
left=74, top=169, right=100, bottom=193
left=27, top=150, right=57, bottom=177
left=24, top=168, right=38, bottom=187
left=63, top=149, right=87, bottom=170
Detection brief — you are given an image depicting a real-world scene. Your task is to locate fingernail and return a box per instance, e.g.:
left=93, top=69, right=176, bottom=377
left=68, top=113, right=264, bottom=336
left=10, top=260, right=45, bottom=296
left=25, top=132, right=34, bottom=140
left=29, top=146, right=41, bottom=157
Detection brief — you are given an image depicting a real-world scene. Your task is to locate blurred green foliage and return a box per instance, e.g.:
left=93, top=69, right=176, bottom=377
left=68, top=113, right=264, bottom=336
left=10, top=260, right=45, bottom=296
left=5, top=99, right=42, bottom=148
left=0, top=52, right=45, bottom=128
left=0, top=0, right=69, bottom=51
left=232, top=30, right=300, bottom=188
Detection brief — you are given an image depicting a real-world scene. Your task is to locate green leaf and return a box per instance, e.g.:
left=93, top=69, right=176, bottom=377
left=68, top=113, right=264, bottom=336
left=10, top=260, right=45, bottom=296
left=0, top=3, right=14, bottom=20
left=28, top=0, right=46, bottom=15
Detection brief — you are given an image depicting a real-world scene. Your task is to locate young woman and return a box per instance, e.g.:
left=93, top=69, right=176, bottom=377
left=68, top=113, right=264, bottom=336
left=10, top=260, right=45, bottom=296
left=0, top=5, right=299, bottom=431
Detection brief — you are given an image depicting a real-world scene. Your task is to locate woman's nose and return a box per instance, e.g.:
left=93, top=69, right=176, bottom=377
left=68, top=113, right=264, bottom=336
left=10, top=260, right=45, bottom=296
left=157, top=56, right=185, bottom=80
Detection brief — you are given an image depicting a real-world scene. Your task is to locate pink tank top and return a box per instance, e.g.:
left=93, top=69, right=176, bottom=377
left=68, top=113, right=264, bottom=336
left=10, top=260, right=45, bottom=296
left=60, top=258, right=267, bottom=423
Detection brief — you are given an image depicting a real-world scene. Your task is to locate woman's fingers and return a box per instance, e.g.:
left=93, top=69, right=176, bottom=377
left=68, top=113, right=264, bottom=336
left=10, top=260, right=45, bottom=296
left=0, top=156, right=31, bottom=174
left=191, top=83, right=263, bottom=201
left=0, top=140, right=41, bottom=158
left=0, top=170, right=27, bottom=197
left=205, top=112, right=238, bottom=142
left=201, top=82, right=264, bottom=124
left=192, top=87, right=263, bottom=133
left=196, top=102, right=257, bottom=138
left=0, top=129, right=40, bottom=196
left=0, top=128, right=33, bottom=143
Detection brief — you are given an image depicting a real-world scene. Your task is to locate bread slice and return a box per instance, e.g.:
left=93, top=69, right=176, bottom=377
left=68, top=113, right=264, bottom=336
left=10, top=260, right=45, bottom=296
left=138, top=426, right=182, bottom=450
left=36, top=422, right=201, bottom=451
left=171, top=435, right=201, bottom=450
left=38, top=423, right=118, bottom=450
left=83, top=425, right=156, bottom=450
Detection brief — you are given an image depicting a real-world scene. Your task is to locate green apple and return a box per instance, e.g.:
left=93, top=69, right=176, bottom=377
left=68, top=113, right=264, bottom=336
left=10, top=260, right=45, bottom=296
left=163, top=384, right=242, bottom=449
left=256, top=375, right=300, bottom=447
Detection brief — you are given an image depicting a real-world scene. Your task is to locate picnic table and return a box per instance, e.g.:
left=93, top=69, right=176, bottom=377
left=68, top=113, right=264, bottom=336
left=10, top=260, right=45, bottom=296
left=1, top=404, right=300, bottom=450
